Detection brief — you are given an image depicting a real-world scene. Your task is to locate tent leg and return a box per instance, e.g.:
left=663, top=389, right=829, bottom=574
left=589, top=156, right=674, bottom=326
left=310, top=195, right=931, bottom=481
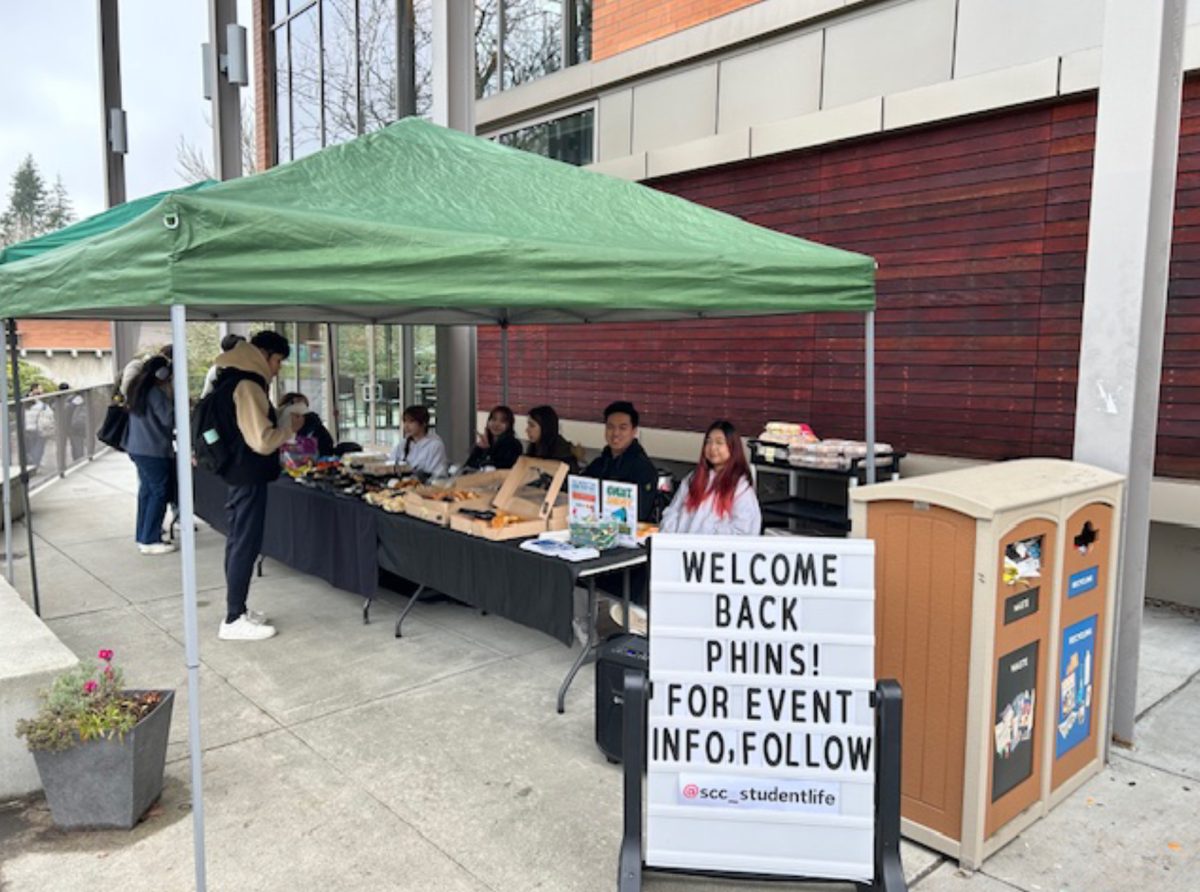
left=367, top=323, right=378, bottom=446
left=7, top=321, right=38, bottom=613
left=1, top=318, right=13, bottom=584
left=865, top=311, right=876, bottom=485
left=500, top=322, right=509, bottom=406
left=170, top=305, right=208, bottom=892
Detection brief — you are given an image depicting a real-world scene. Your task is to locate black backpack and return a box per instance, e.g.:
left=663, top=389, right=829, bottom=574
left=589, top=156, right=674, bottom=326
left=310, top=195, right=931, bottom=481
left=191, top=371, right=263, bottom=475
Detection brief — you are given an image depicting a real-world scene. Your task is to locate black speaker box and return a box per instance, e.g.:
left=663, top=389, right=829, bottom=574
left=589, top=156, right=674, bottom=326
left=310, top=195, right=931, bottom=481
left=594, top=634, right=648, bottom=764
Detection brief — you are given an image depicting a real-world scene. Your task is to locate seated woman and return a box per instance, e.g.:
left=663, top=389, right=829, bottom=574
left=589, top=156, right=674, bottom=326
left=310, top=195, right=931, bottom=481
left=389, top=405, right=448, bottom=479
left=525, top=405, right=579, bottom=474
left=278, top=392, right=335, bottom=456
left=660, top=420, right=761, bottom=536
left=464, top=405, right=523, bottom=470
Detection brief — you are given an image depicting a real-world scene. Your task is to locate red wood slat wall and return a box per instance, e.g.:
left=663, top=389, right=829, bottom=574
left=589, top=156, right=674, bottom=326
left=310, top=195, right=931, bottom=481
left=478, top=80, right=1200, bottom=479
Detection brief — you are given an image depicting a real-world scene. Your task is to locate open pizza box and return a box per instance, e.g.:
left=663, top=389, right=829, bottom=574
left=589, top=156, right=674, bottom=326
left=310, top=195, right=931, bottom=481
left=401, top=469, right=510, bottom=526
left=448, top=457, right=569, bottom=540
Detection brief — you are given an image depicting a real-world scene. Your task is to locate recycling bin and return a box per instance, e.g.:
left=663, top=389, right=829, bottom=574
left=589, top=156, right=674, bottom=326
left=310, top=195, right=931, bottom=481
left=848, top=458, right=1123, bottom=868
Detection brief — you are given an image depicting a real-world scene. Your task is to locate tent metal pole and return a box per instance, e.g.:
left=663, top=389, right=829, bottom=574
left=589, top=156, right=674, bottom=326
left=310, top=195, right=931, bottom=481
left=500, top=321, right=509, bottom=405
left=0, top=319, right=12, bottom=583
left=865, top=312, right=876, bottom=485
left=367, top=324, right=378, bottom=446
left=170, top=304, right=208, bottom=892
left=6, top=321, right=38, bottom=614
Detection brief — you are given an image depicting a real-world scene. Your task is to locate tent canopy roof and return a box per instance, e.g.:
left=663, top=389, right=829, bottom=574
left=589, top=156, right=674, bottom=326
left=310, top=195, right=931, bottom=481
left=0, top=118, right=874, bottom=325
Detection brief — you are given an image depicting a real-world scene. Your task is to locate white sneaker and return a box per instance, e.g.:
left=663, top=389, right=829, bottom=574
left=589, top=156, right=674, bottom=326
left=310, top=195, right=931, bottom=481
left=218, top=615, right=277, bottom=641
left=138, top=542, right=178, bottom=555
left=245, top=609, right=269, bottom=625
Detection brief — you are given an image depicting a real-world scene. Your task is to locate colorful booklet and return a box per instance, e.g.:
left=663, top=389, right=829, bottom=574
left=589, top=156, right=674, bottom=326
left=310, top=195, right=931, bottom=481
left=568, top=475, right=600, bottom=522
left=601, top=480, right=638, bottom=548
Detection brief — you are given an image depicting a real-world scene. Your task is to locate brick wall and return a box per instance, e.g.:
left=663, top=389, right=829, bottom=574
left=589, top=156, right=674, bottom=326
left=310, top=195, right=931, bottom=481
left=479, top=81, right=1200, bottom=480
left=252, top=0, right=274, bottom=172
left=592, top=0, right=763, bottom=60
left=18, top=321, right=111, bottom=351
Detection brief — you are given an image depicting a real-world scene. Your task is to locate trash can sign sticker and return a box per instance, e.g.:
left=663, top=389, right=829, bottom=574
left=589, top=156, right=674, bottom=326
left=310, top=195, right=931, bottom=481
left=1056, top=615, right=1097, bottom=759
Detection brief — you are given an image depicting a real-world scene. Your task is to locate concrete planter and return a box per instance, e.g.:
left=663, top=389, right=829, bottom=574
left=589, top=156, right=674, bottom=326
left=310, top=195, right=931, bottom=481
left=31, top=690, right=174, bottom=830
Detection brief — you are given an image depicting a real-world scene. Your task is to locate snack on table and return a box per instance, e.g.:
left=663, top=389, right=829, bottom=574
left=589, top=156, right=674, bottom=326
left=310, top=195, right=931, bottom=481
left=430, top=489, right=479, bottom=503
left=489, top=510, right=522, bottom=529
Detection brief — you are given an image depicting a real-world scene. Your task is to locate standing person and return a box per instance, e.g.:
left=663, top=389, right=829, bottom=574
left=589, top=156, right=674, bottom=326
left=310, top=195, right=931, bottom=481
left=201, top=333, right=245, bottom=398
left=58, top=382, right=88, bottom=462
left=660, top=420, right=761, bottom=535
left=277, top=391, right=335, bottom=456
left=583, top=400, right=657, bottom=522
left=388, top=405, right=448, bottom=479
left=464, top=405, right=523, bottom=470
left=120, top=344, right=172, bottom=396
left=525, top=405, right=579, bottom=473
left=211, top=331, right=303, bottom=642
left=23, top=384, right=53, bottom=471
left=123, top=356, right=177, bottom=555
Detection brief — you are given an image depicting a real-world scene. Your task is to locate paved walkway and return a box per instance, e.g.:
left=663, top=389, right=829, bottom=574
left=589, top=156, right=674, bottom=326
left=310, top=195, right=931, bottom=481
left=1, top=454, right=1197, bottom=891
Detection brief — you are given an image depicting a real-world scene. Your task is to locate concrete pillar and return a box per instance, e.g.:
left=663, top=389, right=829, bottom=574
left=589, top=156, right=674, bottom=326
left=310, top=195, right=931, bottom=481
left=208, top=0, right=242, bottom=181
left=1073, top=0, right=1186, bottom=745
left=431, top=0, right=477, bottom=464
left=98, top=0, right=139, bottom=379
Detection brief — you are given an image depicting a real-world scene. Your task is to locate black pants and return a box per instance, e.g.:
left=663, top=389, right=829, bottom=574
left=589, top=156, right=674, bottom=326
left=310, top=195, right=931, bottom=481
left=224, top=482, right=268, bottom=623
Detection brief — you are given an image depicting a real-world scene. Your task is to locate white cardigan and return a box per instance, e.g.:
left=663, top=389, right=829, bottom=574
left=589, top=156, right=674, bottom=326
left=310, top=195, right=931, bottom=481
left=659, top=473, right=762, bottom=536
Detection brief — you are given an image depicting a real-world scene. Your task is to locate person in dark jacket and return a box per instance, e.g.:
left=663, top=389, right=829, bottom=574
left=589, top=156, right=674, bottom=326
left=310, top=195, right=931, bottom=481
left=465, top=404, right=523, bottom=470
left=124, top=355, right=176, bottom=555
left=278, top=392, right=336, bottom=457
left=583, top=400, right=657, bottom=523
left=525, top=405, right=579, bottom=474
left=212, top=331, right=303, bottom=642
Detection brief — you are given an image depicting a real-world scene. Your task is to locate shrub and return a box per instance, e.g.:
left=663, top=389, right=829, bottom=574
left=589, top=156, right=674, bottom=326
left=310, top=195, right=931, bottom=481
left=15, top=650, right=162, bottom=753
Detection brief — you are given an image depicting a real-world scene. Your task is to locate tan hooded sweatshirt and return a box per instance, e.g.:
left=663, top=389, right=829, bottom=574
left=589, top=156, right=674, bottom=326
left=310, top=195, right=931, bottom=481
left=214, top=340, right=291, bottom=456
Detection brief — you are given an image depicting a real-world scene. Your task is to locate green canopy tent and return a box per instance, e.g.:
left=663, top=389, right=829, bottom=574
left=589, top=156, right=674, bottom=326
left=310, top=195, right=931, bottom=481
left=0, top=181, right=219, bottom=611
left=0, top=117, right=877, bottom=891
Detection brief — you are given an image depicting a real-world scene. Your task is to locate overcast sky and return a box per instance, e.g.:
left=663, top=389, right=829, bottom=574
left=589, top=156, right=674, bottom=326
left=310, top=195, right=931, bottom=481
left=0, top=1, right=253, bottom=220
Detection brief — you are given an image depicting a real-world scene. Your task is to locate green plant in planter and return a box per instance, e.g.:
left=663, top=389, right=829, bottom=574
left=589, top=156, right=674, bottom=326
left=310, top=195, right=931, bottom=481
left=15, top=649, right=174, bottom=830
left=16, top=649, right=162, bottom=752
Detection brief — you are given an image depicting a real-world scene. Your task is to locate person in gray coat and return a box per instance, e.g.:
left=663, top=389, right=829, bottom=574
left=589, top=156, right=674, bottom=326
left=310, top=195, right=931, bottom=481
left=660, top=420, right=761, bottom=536
left=123, top=355, right=176, bottom=555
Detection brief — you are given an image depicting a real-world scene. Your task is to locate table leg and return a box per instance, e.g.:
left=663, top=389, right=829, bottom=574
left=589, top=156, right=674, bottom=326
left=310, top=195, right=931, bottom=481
left=256, top=555, right=264, bottom=578
left=394, top=584, right=426, bottom=639
left=622, top=567, right=632, bottom=634
left=557, top=578, right=597, bottom=715
left=362, top=594, right=373, bottom=625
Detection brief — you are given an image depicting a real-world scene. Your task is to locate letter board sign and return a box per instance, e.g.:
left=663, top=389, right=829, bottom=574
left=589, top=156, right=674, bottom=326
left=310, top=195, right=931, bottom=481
left=646, top=534, right=877, bottom=883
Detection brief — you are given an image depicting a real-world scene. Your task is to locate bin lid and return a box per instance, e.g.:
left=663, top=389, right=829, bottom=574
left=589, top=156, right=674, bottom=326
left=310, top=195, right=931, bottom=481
left=849, top=458, right=1124, bottom=519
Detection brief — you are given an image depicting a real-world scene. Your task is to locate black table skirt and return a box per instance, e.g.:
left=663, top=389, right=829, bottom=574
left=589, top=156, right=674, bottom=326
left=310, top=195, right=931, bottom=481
left=192, top=469, right=379, bottom=598
left=376, top=513, right=644, bottom=646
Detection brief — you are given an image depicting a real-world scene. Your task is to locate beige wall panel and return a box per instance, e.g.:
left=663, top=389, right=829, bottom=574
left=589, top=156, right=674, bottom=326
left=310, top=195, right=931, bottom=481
left=631, top=64, right=719, bottom=154
left=597, top=89, right=634, bottom=161
left=954, top=0, right=1103, bottom=79
left=717, top=31, right=823, bottom=134
left=822, top=0, right=957, bottom=109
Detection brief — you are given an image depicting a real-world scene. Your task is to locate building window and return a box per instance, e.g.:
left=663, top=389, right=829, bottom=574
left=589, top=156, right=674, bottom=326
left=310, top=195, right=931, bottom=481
left=271, top=1, right=592, bottom=164
left=270, top=0, right=434, bottom=163
left=476, top=0, right=592, bottom=99
left=496, top=108, right=595, bottom=166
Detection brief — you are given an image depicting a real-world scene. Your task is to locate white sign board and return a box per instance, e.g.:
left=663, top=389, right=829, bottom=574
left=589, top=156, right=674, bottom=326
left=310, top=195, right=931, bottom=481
left=646, top=534, right=877, bottom=883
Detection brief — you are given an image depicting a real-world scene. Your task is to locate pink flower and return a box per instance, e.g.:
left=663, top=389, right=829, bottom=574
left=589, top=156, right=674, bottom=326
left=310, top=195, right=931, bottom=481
left=103, top=665, right=114, bottom=678
left=83, top=680, right=98, bottom=694
left=98, top=649, right=114, bottom=662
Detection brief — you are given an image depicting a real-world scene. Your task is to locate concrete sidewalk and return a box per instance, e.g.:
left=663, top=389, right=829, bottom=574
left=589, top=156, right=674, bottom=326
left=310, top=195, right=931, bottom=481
left=1, top=454, right=1197, bottom=891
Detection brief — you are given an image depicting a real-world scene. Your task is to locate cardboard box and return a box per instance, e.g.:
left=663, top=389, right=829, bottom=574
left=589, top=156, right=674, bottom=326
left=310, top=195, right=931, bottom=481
left=400, top=470, right=509, bottom=526
left=449, top=457, right=569, bottom=540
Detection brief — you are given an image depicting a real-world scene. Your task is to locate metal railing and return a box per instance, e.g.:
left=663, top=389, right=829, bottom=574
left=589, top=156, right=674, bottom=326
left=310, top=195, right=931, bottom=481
left=9, top=384, right=116, bottom=491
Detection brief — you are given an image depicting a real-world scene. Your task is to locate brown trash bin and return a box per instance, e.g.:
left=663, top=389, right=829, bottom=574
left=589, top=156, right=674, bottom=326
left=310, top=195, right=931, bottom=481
left=849, top=458, right=1123, bottom=869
